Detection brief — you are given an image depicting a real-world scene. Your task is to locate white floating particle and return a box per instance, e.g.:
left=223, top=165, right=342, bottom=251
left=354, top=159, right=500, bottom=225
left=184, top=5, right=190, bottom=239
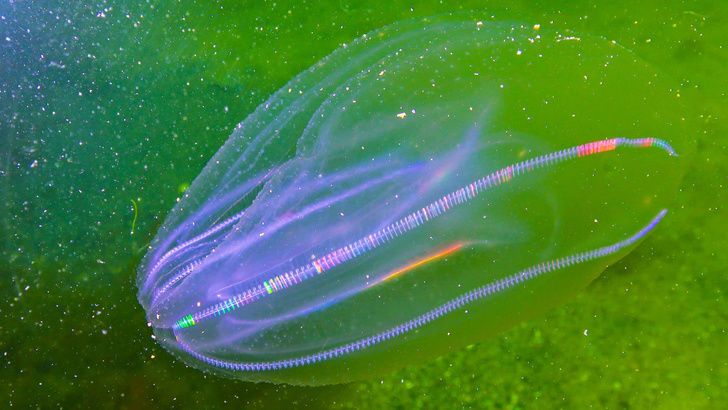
left=557, top=36, right=581, bottom=42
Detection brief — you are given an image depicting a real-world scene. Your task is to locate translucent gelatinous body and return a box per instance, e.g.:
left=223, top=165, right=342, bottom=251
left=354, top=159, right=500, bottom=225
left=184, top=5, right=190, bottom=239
left=137, top=18, right=689, bottom=384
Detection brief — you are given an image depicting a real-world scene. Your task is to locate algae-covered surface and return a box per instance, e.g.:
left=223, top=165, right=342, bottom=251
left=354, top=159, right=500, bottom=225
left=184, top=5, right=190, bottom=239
left=2, top=1, right=725, bottom=408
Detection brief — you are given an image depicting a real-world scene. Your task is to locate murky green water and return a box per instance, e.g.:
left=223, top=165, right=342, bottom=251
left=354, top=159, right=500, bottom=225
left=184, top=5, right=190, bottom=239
left=2, top=1, right=725, bottom=408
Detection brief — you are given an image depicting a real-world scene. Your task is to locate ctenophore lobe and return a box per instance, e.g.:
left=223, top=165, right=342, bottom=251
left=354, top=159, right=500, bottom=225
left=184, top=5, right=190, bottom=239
left=137, top=18, right=689, bottom=384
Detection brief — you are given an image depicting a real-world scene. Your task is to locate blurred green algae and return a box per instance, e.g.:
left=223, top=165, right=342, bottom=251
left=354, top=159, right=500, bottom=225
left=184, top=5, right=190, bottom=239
left=1, top=0, right=725, bottom=408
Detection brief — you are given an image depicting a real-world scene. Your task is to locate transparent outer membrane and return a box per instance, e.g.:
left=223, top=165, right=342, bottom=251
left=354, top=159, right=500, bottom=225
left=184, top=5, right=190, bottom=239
left=137, top=18, right=690, bottom=384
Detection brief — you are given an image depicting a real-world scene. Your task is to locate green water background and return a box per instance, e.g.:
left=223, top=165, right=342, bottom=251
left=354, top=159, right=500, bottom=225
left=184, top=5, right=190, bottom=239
left=1, top=0, right=725, bottom=408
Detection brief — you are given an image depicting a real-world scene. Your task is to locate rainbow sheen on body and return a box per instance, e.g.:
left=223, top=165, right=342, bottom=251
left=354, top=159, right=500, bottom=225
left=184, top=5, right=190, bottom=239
left=137, top=18, right=688, bottom=384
